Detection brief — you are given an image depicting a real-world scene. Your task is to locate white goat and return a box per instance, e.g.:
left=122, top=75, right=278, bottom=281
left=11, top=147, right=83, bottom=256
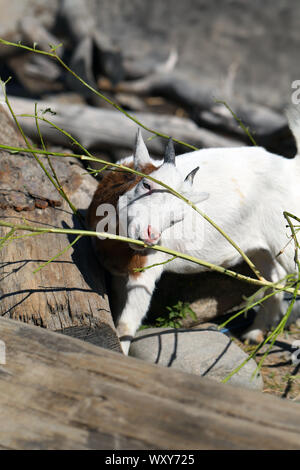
left=88, top=110, right=300, bottom=355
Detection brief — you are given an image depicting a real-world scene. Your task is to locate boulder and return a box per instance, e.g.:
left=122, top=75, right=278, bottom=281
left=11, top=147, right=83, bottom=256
left=129, top=327, right=263, bottom=391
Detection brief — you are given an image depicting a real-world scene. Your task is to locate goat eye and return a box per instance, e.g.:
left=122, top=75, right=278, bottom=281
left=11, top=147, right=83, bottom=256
left=142, top=181, right=151, bottom=191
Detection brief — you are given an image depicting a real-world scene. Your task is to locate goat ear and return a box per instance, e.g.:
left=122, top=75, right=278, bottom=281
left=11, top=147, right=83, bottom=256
left=164, top=138, right=176, bottom=165
left=181, top=167, right=209, bottom=204
left=181, top=187, right=209, bottom=204
left=191, top=191, right=210, bottom=204
left=134, top=129, right=151, bottom=171
left=184, top=166, right=199, bottom=185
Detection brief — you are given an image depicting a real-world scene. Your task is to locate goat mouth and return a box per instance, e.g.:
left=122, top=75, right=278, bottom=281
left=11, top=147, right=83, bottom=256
left=129, top=243, right=147, bottom=252
left=129, top=241, right=159, bottom=252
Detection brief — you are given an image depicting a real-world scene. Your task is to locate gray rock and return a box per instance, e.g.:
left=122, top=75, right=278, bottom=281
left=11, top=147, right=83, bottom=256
left=129, top=327, right=263, bottom=391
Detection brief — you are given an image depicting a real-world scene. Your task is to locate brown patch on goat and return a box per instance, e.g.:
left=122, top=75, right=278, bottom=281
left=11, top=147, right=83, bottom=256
left=87, top=162, right=157, bottom=277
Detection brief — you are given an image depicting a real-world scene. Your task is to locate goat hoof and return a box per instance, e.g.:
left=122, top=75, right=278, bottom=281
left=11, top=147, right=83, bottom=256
left=117, top=323, right=132, bottom=355
left=120, top=340, right=131, bottom=355
left=242, top=328, right=265, bottom=344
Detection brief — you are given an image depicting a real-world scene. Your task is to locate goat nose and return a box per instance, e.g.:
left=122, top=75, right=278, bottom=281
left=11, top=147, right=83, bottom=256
left=147, top=225, right=161, bottom=242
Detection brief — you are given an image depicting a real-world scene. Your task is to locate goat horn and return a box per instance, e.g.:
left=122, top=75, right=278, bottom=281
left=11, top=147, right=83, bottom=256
left=185, top=166, right=200, bottom=184
left=164, top=138, right=176, bottom=165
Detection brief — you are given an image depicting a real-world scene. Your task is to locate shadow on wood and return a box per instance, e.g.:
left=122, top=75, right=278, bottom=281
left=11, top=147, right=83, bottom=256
left=0, top=317, right=300, bottom=450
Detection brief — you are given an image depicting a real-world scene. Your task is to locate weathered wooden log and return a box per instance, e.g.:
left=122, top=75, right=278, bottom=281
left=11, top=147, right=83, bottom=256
left=122, top=49, right=178, bottom=80
left=59, top=0, right=124, bottom=94
left=1, top=317, right=300, bottom=450
left=195, top=103, right=296, bottom=157
left=0, top=0, right=59, bottom=58
left=59, top=0, right=98, bottom=42
left=97, top=75, right=295, bottom=157
left=7, top=18, right=64, bottom=95
left=98, top=72, right=216, bottom=111
left=196, top=103, right=287, bottom=140
left=8, top=53, right=64, bottom=95
left=20, top=17, right=64, bottom=56
left=0, top=105, right=120, bottom=351
left=9, top=96, right=243, bottom=158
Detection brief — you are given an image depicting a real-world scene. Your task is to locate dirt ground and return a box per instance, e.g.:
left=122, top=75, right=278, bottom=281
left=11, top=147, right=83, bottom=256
left=235, top=324, right=300, bottom=402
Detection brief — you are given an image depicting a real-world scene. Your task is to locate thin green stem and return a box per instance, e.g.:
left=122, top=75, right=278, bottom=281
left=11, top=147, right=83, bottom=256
left=22, top=113, right=94, bottom=159
left=33, top=235, right=82, bottom=274
left=215, top=100, right=258, bottom=146
left=219, top=288, right=285, bottom=330
left=34, top=104, right=62, bottom=192
left=254, top=276, right=300, bottom=376
left=223, top=213, right=300, bottom=383
left=0, top=228, right=15, bottom=250
left=133, top=255, right=177, bottom=273
left=1, top=86, right=81, bottom=222
left=0, top=218, right=297, bottom=295
left=0, top=140, right=263, bottom=280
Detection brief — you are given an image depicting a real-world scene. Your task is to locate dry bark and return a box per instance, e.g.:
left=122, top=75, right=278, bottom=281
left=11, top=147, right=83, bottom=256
left=1, top=317, right=300, bottom=450
left=0, top=105, right=120, bottom=351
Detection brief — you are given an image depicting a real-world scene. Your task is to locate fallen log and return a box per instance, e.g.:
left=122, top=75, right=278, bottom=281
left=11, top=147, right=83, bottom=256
left=0, top=0, right=59, bottom=58
left=122, top=49, right=178, bottom=80
left=1, top=317, right=300, bottom=450
left=7, top=53, right=64, bottom=95
left=20, top=17, right=64, bottom=57
left=98, top=75, right=295, bottom=157
left=9, top=95, right=243, bottom=158
left=195, top=102, right=296, bottom=157
left=98, top=72, right=216, bottom=111
left=0, top=104, right=120, bottom=351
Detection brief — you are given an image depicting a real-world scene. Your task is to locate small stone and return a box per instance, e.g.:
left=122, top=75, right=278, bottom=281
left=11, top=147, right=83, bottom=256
left=129, top=327, right=263, bottom=391
left=34, top=198, right=49, bottom=210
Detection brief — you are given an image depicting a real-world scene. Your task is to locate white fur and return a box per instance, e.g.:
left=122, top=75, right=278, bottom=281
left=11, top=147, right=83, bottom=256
left=113, top=112, right=300, bottom=354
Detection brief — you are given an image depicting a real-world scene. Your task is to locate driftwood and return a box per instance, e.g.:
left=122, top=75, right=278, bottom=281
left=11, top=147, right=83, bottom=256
left=195, top=103, right=296, bottom=157
left=20, top=17, right=64, bottom=56
left=58, top=0, right=124, bottom=94
left=196, top=102, right=287, bottom=140
left=0, top=105, right=120, bottom=351
left=66, top=32, right=124, bottom=98
left=9, top=96, right=243, bottom=158
left=1, top=316, right=300, bottom=450
left=98, top=74, right=295, bottom=157
left=0, top=0, right=59, bottom=58
left=8, top=54, right=63, bottom=95
left=98, top=72, right=217, bottom=111
left=122, top=49, right=179, bottom=80
left=9, top=19, right=64, bottom=94
left=59, top=0, right=99, bottom=42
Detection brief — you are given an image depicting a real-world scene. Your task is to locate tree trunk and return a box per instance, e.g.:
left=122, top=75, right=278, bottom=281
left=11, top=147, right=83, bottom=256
left=0, top=105, right=120, bottom=352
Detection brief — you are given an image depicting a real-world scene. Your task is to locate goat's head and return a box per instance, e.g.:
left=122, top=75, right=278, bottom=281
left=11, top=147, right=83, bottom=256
left=118, top=130, right=209, bottom=250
